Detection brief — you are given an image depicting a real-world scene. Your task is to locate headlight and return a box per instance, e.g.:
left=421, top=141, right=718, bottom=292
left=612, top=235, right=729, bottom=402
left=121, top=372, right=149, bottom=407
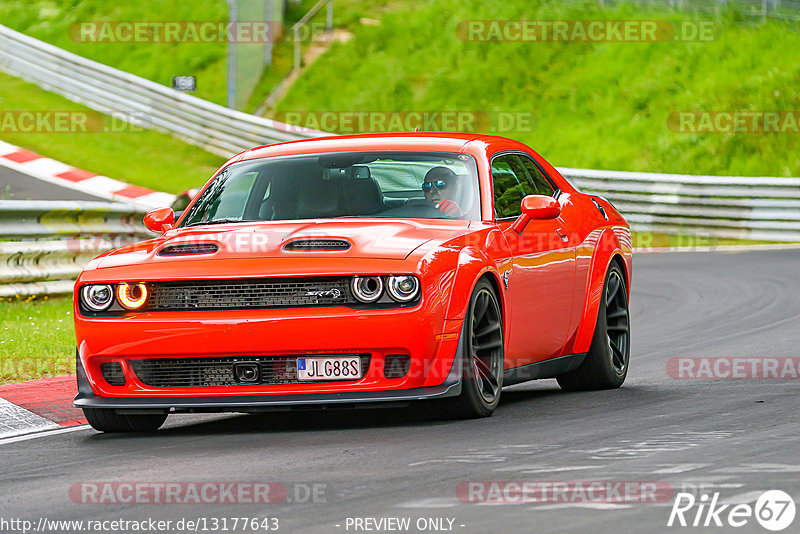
left=351, top=275, right=383, bottom=303
left=116, top=282, right=148, bottom=310
left=387, top=275, right=420, bottom=302
left=81, top=284, right=114, bottom=311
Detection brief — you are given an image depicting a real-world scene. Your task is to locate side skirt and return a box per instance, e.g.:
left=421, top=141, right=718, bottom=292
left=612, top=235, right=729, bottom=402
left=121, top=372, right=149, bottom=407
left=502, top=353, right=587, bottom=387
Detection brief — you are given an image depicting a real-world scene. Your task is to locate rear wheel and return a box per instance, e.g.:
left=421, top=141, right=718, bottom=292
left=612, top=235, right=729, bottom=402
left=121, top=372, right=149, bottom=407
left=557, top=262, right=630, bottom=391
left=431, top=279, right=504, bottom=419
left=83, top=408, right=167, bottom=433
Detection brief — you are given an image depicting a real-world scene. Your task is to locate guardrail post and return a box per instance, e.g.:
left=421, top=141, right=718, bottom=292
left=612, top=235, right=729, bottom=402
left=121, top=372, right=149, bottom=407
left=226, top=0, right=238, bottom=108
left=293, top=27, right=301, bottom=73
left=264, top=0, right=273, bottom=66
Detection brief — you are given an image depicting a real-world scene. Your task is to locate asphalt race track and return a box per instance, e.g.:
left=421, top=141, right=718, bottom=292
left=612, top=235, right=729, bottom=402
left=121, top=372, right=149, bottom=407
left=1, top=249, right=798, bottom=533
left=0, top=165, right=105, bottom=201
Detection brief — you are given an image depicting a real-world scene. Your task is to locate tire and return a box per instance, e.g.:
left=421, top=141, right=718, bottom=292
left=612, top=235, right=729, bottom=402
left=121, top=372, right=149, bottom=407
left=557, top=262, right=630, bottom=391
left=431, top=278, right=504, bottom=419
left=83, top=408, right=167, bottom=433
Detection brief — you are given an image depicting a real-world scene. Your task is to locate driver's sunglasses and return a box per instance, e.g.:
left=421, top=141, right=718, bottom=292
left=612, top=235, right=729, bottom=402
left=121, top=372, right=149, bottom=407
left=422, top=179, right=447, bottom=192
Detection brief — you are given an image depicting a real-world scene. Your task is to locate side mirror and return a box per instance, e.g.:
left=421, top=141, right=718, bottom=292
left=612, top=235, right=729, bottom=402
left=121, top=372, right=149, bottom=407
left=511, top=195, right=561, bottom=233
left=143, top=207, right=175, bottom=233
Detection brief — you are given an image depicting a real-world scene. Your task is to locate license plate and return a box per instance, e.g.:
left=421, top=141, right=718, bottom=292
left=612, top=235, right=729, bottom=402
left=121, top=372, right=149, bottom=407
left=297, top=356, right=362, bottom=381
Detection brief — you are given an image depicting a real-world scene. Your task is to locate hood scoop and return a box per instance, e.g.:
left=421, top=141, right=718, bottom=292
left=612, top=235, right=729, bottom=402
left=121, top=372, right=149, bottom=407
left=157, top=243, right=220, bottom=256
left=283, top=238, right=351, bottom=251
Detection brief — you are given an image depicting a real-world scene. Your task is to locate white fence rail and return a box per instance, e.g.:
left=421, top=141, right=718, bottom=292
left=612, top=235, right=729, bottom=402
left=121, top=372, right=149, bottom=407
left=561, top=168, right=800, bottom=242
left=0, top=201, right=149, bottom=297
left=0, top=24, right=325, bottom=158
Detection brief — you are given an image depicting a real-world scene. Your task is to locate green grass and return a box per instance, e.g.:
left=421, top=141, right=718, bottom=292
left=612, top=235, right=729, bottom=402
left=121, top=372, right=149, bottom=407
left=0, top=296, right=75, bottom=384
left=0, top=0, right=229, bottom=106
left=244, top=0, right=401, bottom=113
left=0, top=0, right=410, bottom=112
left=0, top=0, right=385, bottom=111
left=274, top=0, right=800, bottom=177
left=243, top=0, right=320, bottom=113
left=5, top=0, right=798, bottom=177
left=0, top=71, right=225, bottom=194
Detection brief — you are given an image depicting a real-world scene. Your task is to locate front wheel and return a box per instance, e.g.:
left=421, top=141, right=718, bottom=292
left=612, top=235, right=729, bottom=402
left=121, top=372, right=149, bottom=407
left=431, top=278, right=504, bottom=419
left=557, top=262, right=630, bottom=391
left=83, top=408, right=167, bottom=433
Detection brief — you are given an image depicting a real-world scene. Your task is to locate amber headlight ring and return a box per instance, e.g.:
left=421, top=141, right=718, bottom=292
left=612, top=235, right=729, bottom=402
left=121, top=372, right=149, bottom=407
left=116, top=282, right=149, bottom=310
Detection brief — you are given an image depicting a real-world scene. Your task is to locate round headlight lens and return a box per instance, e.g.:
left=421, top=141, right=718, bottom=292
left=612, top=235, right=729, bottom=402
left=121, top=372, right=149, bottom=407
left=387, top=275, right=420, bottom=302
left=81, top=284, right=114, bottom=311
left=351, top=275, right=383, bottom=303
left=117, top=282, right=148, bottom=310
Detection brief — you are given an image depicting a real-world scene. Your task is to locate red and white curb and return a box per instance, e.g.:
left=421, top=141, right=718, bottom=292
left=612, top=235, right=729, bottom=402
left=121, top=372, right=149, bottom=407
left=0, top=139, right=174, bottom=209
left=0, top=375, right=86, bottom=439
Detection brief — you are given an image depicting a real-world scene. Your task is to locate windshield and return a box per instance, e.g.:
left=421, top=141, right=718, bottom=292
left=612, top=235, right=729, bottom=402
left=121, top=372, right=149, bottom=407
left=180, top=151, right=480, bottom=227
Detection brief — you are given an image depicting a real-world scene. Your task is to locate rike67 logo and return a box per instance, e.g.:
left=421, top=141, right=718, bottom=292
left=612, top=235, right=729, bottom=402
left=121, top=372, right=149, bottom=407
left=668, top=490, right=796, bottom=531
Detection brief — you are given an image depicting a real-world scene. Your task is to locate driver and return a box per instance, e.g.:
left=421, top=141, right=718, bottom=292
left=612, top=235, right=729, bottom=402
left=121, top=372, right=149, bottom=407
left=422, top=166, right=461, bottom=216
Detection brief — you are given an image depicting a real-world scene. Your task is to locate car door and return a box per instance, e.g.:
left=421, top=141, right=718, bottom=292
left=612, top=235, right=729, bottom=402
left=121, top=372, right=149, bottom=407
left=491, top=153, right=576, bottom=367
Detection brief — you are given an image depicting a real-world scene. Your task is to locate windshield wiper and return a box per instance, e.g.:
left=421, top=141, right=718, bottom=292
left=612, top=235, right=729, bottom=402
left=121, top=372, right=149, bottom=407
left=184, top=218, right=254, bottom=228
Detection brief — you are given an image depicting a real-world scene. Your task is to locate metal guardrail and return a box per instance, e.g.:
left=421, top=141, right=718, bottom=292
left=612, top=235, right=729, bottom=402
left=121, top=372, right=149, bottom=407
left=0, top=201, right=149, bottom=239
left=0, top=201, right=150, bottom=297
left=5, top=169, right=798, bottom=299
left=561, top=168, right=800, bottom=242
left=0, top=24, right=326, bottom=158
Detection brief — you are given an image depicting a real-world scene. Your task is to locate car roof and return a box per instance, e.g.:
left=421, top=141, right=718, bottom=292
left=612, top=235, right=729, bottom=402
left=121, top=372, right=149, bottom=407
left=237, top=132, right=525, bottom=161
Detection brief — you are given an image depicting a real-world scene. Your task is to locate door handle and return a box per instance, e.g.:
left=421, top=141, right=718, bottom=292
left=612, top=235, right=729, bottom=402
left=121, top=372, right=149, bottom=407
left=556, top=228, right=569, bottom=242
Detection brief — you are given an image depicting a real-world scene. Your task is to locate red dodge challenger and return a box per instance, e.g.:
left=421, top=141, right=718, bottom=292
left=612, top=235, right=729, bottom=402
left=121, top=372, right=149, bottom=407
left=73, top=133, right=632, bottom=432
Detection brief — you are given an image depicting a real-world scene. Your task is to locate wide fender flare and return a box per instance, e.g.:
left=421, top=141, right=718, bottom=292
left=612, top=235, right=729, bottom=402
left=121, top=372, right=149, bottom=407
left=444, top=245, right=505, bottom=323
left=572, top=228, right=630, bottom=354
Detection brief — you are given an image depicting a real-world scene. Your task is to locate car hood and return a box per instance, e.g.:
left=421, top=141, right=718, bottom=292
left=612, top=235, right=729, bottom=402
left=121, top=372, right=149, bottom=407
left=96, top=219, right=471, bottom=269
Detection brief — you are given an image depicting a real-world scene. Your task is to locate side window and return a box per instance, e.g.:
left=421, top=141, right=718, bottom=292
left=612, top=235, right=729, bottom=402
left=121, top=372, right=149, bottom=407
left=519, top=155, right=556, bottom=197
left=491, top=154, right=535, bottom=218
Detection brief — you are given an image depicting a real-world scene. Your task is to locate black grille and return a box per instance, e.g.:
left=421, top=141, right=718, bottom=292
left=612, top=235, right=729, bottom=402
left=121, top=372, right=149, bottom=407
left=384, top=354, right=411, bottom=379
left=100, top=362, right=126, bottom=386
left=129, top=354, right=370, bottom=387
left=147, top=277, right=354, bottom=311
left=158, top=243, right=219, bottom=256
left=283, top=239, right=350, bottom=251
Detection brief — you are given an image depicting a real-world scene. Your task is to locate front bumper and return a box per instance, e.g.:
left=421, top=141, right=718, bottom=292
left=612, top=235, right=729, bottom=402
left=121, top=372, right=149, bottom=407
left=74, top=305, right=465, bottom=409
left=74, top=379, right=462, bottom=413
left=74, top=335, right=464, bottom=412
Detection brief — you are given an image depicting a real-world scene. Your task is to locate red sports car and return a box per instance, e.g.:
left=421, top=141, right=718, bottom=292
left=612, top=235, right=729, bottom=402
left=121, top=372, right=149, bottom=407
left=73, top=133, right=632, bottom=432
